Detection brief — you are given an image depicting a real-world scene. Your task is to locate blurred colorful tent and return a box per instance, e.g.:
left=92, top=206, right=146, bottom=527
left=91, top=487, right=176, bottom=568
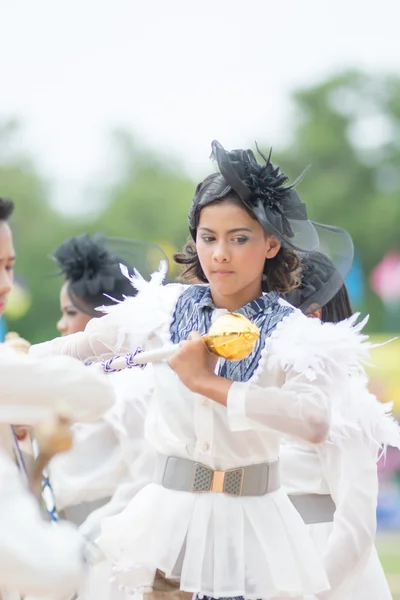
left=0, top=317, right=6, bottom=342
left=346, top=255, right=364, bottom=308
left=368, top=336, right=400, bottom=414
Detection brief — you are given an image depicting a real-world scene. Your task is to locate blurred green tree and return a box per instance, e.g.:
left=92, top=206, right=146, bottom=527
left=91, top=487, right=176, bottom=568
left=93, top=130, right=195, bottom=277
left=3, top=70, right=400, bottom=339
left=0, top=120, right=82, bottom=342
left=273, top=71, right=400, bottom=330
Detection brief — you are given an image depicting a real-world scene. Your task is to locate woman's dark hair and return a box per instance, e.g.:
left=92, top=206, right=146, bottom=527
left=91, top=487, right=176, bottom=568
left=321, top=285, right=353, bottom=323
left=175, top=180, right=302, bottom=294
left=0, top=198, right=14, bottom=221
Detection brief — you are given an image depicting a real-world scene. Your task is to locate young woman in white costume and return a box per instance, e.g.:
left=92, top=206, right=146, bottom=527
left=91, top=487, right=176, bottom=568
left=0, top=343, right=115, bottom=600
left=44, top=234, right=166, bottom=600
left=281, top=251, right=399, bottom=600
left=48, top=233, right=166, bottom=525
left=31, top=140, right=363, bottom=600
left=0, top=197, right=118, bottom=600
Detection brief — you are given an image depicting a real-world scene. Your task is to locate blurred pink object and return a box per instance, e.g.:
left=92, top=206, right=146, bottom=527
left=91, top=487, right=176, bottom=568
left=370, top=251, right=400, bottom=302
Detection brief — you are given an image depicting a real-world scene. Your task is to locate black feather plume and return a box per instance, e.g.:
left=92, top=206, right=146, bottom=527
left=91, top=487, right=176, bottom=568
left=208, top=140, right=311, bottom=244
left=52, top=233, right=131, bottom=302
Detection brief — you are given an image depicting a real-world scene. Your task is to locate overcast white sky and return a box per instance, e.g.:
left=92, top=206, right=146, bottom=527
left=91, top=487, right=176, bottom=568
left=1, top=0, right=400, bottom=210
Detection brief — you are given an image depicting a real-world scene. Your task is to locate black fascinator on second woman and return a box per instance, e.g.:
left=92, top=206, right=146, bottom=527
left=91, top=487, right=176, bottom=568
left=52, top=233, right=168, bottom=317
left=189, top=140, right=319, bottom=251
left=284, top=222, right=354, bottom=316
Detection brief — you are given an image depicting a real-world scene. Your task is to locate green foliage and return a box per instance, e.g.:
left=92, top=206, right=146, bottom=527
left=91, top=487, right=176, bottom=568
left=272, top=71, right=400, bottom=330
left=0, top=125, right=75, bottom=342
left=2, top=70, right=400, bottom=341
left=93, top=130, right=194, bottom=259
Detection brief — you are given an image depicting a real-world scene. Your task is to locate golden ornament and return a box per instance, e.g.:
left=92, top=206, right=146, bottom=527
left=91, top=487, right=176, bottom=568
left=204, top=313, right=259, bottom=361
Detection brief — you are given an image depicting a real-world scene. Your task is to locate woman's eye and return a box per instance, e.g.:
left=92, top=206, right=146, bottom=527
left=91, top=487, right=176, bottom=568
left=233, top=236, right=248, bottom=244
left=201, top=236, right=215, bottom=243
left=66, top=310, right=78, bottom=317
left=5, top=265, right=14, bottom=272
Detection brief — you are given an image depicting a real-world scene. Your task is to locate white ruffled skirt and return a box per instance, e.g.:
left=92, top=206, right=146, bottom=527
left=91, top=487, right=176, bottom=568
left=77, top=561, right=133, bottom=600
left=98, top=483, right=330, bottom=598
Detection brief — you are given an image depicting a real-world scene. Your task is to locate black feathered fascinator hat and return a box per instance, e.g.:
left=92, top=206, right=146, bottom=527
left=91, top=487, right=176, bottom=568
left=189, top=140, right=319, bottom=251
left=52, top=233, right=168, bottom=317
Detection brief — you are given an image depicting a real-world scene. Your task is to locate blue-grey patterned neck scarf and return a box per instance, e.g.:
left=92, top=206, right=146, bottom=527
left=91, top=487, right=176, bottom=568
left=170, top=285, right=293, bottom=382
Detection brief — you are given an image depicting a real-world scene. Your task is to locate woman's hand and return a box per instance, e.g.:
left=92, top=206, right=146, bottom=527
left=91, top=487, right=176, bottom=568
left=5, top=332, right=31, bottom=355
left=168, top=332, right=233, bottom=405
left=168, top=331, right=218, bottom=394
left=13, top=425, right=31, bottom=441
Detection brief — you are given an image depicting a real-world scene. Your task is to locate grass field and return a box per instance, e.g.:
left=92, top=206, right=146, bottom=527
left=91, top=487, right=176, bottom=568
left=377, top=532, right=400, bottom=599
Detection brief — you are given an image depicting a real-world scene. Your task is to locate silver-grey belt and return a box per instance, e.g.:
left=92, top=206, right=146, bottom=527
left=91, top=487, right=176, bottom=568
left=289, top=493, right=336, bottom=524
left=155, top=455, right=280, bottom=497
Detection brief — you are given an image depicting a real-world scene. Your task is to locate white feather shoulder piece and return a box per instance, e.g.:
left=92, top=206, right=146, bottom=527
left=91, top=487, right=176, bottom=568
left=97, top=260, right=185, bottom=353
left=269, top=309, right=400, bottom=450
left=269, top=310, right=372, bottom=380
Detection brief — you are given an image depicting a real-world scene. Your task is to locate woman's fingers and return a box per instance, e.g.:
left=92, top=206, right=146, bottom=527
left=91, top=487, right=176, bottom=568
left=187, top=331, right=201, bottom=341
left=13, top=425, right=30, bottom=441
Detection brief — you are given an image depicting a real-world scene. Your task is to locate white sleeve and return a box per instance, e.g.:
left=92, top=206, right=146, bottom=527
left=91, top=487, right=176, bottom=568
left=29, top=312, right=130, bottom=362
left=49, top=420, right=127, bottom=510
left=29, top=274, right=181, bottom=363
left=226, top=309, right=380, bottom=446
left=0, top=351, right=115, bottom=424
left=227, top=369, right=331, bottom=444
left=315, top=435, right=378, bottom=600
left=0, top=453, right=84, bottom=598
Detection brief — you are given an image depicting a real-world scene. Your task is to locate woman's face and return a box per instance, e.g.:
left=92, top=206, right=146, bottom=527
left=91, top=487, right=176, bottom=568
left=307, top=305, right=322, bottom=319
left=196, top=199, right=280, bottom=310
left=0, top=222, right=15, bottom=315
left=57, top=282, right=93, bottom=336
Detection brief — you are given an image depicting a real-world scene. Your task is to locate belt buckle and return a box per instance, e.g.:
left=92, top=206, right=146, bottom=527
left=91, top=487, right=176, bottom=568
left=211, top=470, right=225, bottom=493
left=191, top=463, right=244, bottom=496
left=221, top=467, right=244, bottom=496
left=191, top=463, right=214, bottom=493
